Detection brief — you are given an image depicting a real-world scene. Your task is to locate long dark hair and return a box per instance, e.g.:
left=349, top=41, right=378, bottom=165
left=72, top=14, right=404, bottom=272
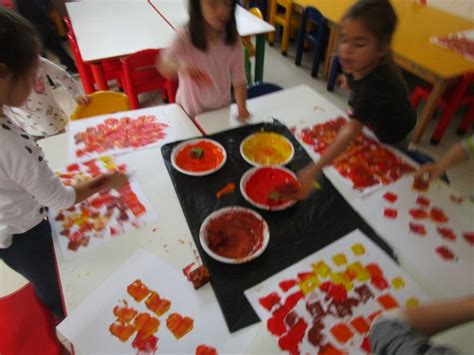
left=188, top=0, right=239, bottom=51
left=0, top=7, right=40, bottom=79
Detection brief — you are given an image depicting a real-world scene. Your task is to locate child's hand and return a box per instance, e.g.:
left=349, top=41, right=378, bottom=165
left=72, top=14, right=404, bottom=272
left=103, top=172, right=129, bottom=191
left=237, top=107, right=251, bottom=121
left=415, top=163, right=443, bottom=183
left=186, top=67, right=213, bottom=86
left=336, top=74, right=349, bottom=90
left=280, top=164, right=320, bottom=200
left=75, top=95, right=91, bottom=106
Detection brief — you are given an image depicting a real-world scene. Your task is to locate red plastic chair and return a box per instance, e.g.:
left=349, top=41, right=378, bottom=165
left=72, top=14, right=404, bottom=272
left=121, top=49, right=177, bottom=109
left=64, top=16, right=124, bottom=93
left=0, top=0, right=15, bottom=9
left=411, top=72, right=474, bottom=144
left=0, top=284, right=63, bottom=355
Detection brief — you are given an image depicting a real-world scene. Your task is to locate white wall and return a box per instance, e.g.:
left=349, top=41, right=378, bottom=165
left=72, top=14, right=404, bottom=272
left=428, top=0, right=474, bottom=21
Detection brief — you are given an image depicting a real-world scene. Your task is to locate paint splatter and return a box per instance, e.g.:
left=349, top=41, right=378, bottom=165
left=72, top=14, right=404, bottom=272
left=416, top=196, right=430, bottom=208
left=409, top=222, right=427, bottom=236
left=437, top=227, right=457, bottom=241
left=215, top=182, right=235, bottom=198
left=462, top=232, right=474, bottom=246
left=377, top=294, right=399, bottom=310
left=430, top=207, right=449, bottom=224
left=450, top=193, right=464, bottom=204
left=384, top=208, right=398, bottom=219
left=435, top=245, right=457, bottom=262
left=383, top=192, right=398, bottom=203
left=409, top=208, right=428, bottom=219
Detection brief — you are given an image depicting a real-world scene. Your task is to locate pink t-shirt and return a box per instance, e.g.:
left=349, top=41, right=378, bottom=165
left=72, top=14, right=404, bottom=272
left=163, top=27, right=247, bottom=117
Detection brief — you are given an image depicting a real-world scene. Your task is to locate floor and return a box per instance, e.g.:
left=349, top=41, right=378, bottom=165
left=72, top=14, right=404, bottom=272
left=1, top=14, right=473, bottom=349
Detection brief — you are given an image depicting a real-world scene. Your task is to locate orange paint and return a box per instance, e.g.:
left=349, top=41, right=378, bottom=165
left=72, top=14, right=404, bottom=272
left=166, top=313, right=194, bottom=339
left=242, top=132, right=293, bottom=165
left=216, top=183, right=235, bottom=198
left=127, top=279, right=151, bottom=302
left=133, top=313, right=160, bottom=339
left=196, top=345, right=218, bottom=355
left=377, top=294, right=399, bottom=310
left=109, top=321, right=136, bottom=342
left=145, top=291, right=171, bottom=317
left=330, top=323, right=353, bottom=344
left=176, top=141, right=224, bottom=172
left=113, top=300, right=138, bottom=323
left=350, top=316, right=370, bottom=334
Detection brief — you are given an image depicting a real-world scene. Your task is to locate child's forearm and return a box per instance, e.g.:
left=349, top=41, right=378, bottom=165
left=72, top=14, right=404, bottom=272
left=234, top=84, right=247, bottom=111
left=436, top=141, right=469, bottom=173
left=400, top=296, right=474, bottom=337
left=156, top=57, right=179, bottom=80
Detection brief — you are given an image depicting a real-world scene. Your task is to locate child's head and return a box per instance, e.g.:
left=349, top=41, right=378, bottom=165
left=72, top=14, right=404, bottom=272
left=338, top=0, right=397, bottom=77
left=189, top=0, right=238, bottom=50
left=0, top=8, right=41, bottom=108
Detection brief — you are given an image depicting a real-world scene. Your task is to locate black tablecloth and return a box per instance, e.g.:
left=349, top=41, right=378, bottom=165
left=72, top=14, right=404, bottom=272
left=161, top=120, right=394, bottom=332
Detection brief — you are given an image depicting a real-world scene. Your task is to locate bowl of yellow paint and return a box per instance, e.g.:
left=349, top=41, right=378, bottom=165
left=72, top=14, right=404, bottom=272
left=240, top=132, right=294, bottom=167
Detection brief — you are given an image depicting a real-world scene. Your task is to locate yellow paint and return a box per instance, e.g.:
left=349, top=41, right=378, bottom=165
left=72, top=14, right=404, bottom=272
left=392, top=277, right=406, bottom=290
left=312, top=260, right=331, bottom=278
left=242, top=132, right=293, bottom=165
left=406, top=297, right=420, bottom=308
left=298, top=274, right=320, bottom=295
left=351, top=243, right=366, bottom=256
left=332, top=253, right=348, bottom=266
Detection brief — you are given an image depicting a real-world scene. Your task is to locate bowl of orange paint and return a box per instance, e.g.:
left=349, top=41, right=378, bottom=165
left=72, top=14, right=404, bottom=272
left=240, top=132, right=294, bottom=167
left=171, top=138, right=227, bottom=176
left=199, top=206, right=270, bottom=264
left=240, top=166, right=299, bottom=211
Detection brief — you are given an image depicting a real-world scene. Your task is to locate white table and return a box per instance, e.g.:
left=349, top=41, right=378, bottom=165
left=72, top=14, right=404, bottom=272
left=148, top=0, right=275, bottom=81
left=66, top=0, right=176, bottom=90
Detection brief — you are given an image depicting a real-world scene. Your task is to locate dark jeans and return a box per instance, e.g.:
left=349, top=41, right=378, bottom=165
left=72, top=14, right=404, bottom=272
left=0, top=219, right=65, bottom=319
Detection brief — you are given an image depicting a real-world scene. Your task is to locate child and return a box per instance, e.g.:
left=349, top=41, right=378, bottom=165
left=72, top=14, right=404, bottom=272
left=415, top=135, right=474, bottom=182
left=157, top=0, right=249, bottom=119
left=289, top=0, right=417, bottom=200
left=4, top=56, right=89, bottom=137
left=0, top=8, right=128, bottom=319
left=370, top=295, right=474, bottom=354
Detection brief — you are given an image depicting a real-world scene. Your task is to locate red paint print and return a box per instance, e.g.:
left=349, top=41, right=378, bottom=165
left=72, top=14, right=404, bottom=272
left=145, top=292, right=171, bottom=317
left=377, top=294, right=399, bottom=310
left=430, top=207, right=449, bottom=224
left=371, top=275, right=389, bottom=291
left=383, top=191, right=398, bottom=203
left=132, top=334, right=158, bottom=353
left=319, top=342, right=345, bottom=355
left=109, top=321, right=136, bottom=342
left=196, top=345, right=218, bottom=355
left=365, top=263, right=383, bottom=278
left=409, top=208, right=428, bottom=220
left=368, top=310, right=383, bottom=324
left=437, top=227, right=457, bottom=241
left=259, top=292, right=281, bottom=311
left=267, top=306, right=289, bottom=336
left=409, top=222, right=427, bottom=236
left=463, top=232, right=474, bottom=246
left=279, top=279, right=297, bottom=292
left=297, top=272, right=314, bottom=280
left=166, top=313, right=194, bottom=339
left=360, top=336, right=372, bottom=353
left=330, top=323, right=353, bottom=344
left=182, top=262, right=195, bottom=278
left=384, top=208, right=398, bottom=219
left=416, top=195, right=431, bottom=208
left=113, top=300, right=138, bottom=323
left=435, top=245, right=457, bottom=262
left=278, top=318, right=308, bottom=354
left=351, top=316, right=370, bottom=334
left=127, top=279, right=151, bottom=302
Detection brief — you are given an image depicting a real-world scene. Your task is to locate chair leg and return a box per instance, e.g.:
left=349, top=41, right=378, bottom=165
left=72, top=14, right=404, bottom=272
left=410, top=87, right=425, bottom=108
left=294, top=14, right=307, bottom=66
left=267, top=0, right=277, bottom=45
left=310, top=43, right=322, bottom=77
left=326, top=56, right=341, bottom=91
left=457, top=103, right=474, bottom=135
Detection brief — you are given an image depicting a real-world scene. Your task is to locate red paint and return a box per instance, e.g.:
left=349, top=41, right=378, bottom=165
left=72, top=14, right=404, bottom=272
left=182, top=262, right=195, bottom=278
left=383, top=191, right=398, bottom=203
left=215, top=183, right=235, bottom=198
left=259, top=292, right=281, bottom=311
left=409, top=208, right=428, bottom=219
left=307, top=321, right=324, bottom=346
left=384, top=208, right=398, bottom=219
left=175, top=141, right=224, bottom=173
left=416, top=195, right=431, bottom=207
left=377, top=294, right=399, bottom=310
left=435, top=245, right=457, bottom=262
left=368, top=310, right=383, bottom=324
left=463, top=232, right=474, bottom=246
left=351, top=316, right=370, bottom=334
left=297, top=272, right=313, bottom=280
left=277, top=318, right=307, bottom=354
left=437, top=227, right=457, bottom=241
left=284, top=311, right=299, bottom=328
left=279, top=279, right=297, bottom=292
left=205, top=210, right=264, bottom=259
left=371, top=275, right=389, bottom=291
left=330, top=323, right=353, bottom=344
left=113, top=300, right=138, bottom=323
left=267, top=306, right=289, bottom=336
left=319, top=342, right=344, bottom=355
left=67, top=163, right=80, bottom=172
left=365, top=263, right=383, bottom=278
left=409, top=222, right=427, bottom=236
left=245, top=167, right=298, bottom=207
left=195, top=345, right=218, bottom=355
left=430, top=207, right=449, bottom=224
left=412, top=177, right=429, bottom=192
left=306, top=300, right=325, bottom=320
left=360, top=336, right=372, bottom=353
left=132, top=334, right=158, bottom=353
left=283, top=291, right=304, bottom=310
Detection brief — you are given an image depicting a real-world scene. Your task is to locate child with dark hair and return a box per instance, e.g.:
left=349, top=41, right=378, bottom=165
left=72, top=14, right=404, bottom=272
left=289, top=0, right=417, bottom=200
left=0, top=8, right=127, bottom=319
left=157, top=0, right=249, bottom=119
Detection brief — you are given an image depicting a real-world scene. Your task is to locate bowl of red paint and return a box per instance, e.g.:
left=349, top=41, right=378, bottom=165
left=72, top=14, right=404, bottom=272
left=199, top=206, right=270, bottom=264
left=171, top=138, right=226, bottom=176
left=240, top=166, right=299, bottom=211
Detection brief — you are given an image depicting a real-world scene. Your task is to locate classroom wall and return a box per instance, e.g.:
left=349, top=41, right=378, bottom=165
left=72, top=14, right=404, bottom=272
left=427, top=0, right=474, bottom=21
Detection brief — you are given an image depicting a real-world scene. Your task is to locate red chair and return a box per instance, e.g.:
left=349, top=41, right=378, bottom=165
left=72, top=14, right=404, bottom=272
left=0, top=284, right=63, bottom=355
left=121, top=49, right=177, bottom=109
left=0, top=0, right=15, bottom=9
left=411, top=72, right=474, bottom=144
left=64, top=16, right=124, bottom=93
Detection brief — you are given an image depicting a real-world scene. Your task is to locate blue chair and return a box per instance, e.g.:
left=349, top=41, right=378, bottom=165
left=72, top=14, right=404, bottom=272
left=295, top=7, right=327, bottom=78
left=327, top=56, right=342, bottom=91
left=247, top=82, right=283, bottom=99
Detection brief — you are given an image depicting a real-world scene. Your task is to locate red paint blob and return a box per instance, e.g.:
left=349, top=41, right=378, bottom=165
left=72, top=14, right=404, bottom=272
left=409, top=222, right=427, bottom=236
left=176, top=141, right=224, bottom=173
left=384, top=208, right=398, bottom=219
left=279, top=279, right=297, bottom=292
left=259, top=292, right=281, bottom=312
left=435, top=245, right=456, bottom=262
left=131, top=334, right=158, bottom=353
left=430, top=207, right=449, bottom=224
left=463, top=232, right=474, bottom=246
left=409, top=208, right=428, bottom=219
left=195, top=344, right=218, bottom=355
left=383, top=191, right=398, bottom=203
left=278, top=318, right=308, bottom=354
left=416, top=195, right=431, bottom=208
left=437, top=227, right=457, bottom=241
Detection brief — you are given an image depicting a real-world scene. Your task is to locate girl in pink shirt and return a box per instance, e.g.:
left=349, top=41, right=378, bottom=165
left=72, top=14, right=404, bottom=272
left=158, top=0, right=249, bottom=119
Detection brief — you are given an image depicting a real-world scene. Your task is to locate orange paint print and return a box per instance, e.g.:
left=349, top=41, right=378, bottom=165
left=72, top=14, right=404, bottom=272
left=132, top=333, right=158, bottom=353
left=166, top=313, right=194, bottom=340
left=377, top=294, right=399, bottom=310
left=113, top=300, right=138, bottom=323
left=133, top=313, right=160, bottom=339
left=196, top=344, right=218, bottom=355
left=109, top=320, right=136, bottom=342
left=330, top=323, right=353, bottom=344
left=127, top=279, right=151, bottom=302
left=350, top=316, right=370, bottom=334
left=175, top=140, right=225, bottom=173
left=145, top=291, right=171, bottom=317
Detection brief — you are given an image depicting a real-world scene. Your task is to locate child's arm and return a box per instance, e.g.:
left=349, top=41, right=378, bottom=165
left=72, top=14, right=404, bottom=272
left=416, top=135, right=472, bottom=182
left=234, top=84, right=250, bottom=120
left=72, top=172, right=129, bottom=204
left=156, top=53, right=180, bottom=80
left=291, top=119, right=363, bottom=200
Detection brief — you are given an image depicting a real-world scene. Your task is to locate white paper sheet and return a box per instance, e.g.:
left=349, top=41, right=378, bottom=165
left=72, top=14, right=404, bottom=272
left=245, top=230, right=429, bottom=355
left=431, top=28, right=474, bottom=62
left=352, top=175, right=474, bottom=298
left=57, top=250, right=258, bottom=354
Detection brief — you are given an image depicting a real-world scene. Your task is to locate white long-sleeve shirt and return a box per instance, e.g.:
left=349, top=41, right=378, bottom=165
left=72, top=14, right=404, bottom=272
left=0, top=115, right=76, bottom=248
left=3, top=57, right=82, bottom=137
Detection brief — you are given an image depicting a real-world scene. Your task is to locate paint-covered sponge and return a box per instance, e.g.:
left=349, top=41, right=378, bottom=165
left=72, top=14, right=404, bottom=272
left=188, top=265, right=210, bottom=289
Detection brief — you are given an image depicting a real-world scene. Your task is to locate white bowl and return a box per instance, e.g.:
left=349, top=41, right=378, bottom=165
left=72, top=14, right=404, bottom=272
left=171, top=138, right=227, bottom=176
left=240, top=166, right=298, bottom=211
left=240, top=132, right=294, bottom=167
left=199, top=206, right=270, bottom=264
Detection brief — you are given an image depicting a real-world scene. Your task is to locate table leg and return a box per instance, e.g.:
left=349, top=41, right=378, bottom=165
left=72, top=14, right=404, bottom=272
left=255, top=34, right=266, bottom=83
left=90, top=62, right=109, bottom=91
left=411, top=78, right=448, bottom=143
left=323, top=24, right=337, bottom=80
